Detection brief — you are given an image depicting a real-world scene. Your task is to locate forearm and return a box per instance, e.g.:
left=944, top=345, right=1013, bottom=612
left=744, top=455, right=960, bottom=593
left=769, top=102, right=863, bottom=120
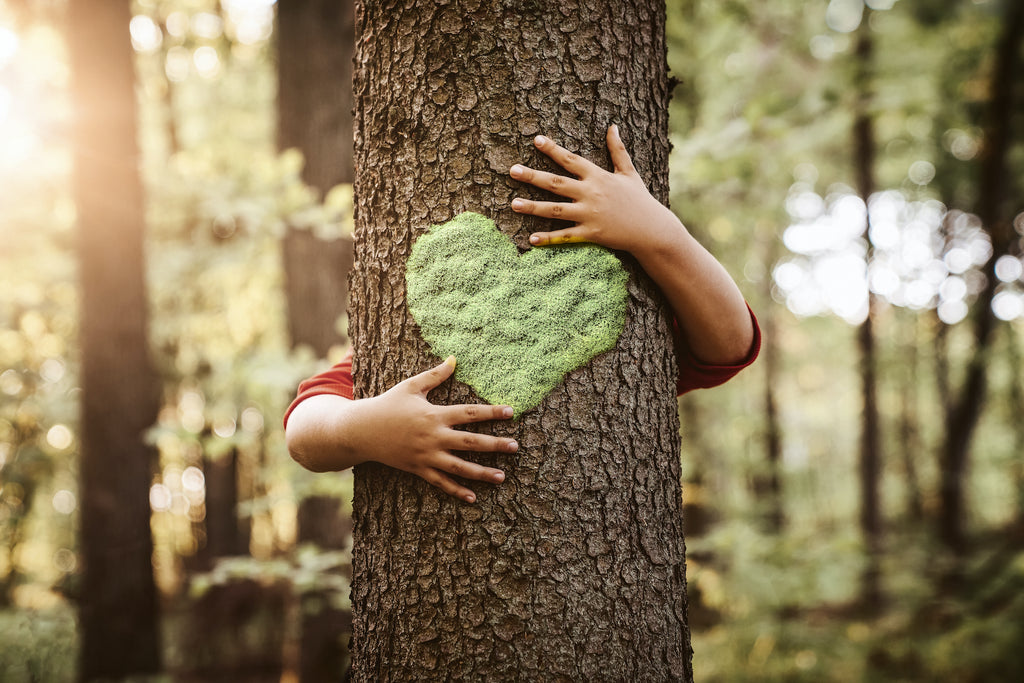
left=285, top=393, right=377, bottom=473
left=634, top=208, right=754, bottom=365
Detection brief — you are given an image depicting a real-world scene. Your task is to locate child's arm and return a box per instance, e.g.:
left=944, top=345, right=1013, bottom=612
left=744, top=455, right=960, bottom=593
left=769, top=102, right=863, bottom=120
left=510, top=126, right=755, bottom=366
left=285, top=356, right=518, bottom=504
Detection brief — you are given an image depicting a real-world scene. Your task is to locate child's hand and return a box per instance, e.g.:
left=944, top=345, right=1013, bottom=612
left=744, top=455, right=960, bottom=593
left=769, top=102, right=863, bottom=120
left=509, top=125, right=681, bottom=260
left=508, top=125, right=756, bottom=366
left=361, top=357, right=517, bottom=504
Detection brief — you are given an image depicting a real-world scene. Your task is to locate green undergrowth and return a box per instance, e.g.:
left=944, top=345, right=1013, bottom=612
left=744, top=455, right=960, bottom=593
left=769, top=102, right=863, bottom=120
left=405, top=212, right=628, bottom=415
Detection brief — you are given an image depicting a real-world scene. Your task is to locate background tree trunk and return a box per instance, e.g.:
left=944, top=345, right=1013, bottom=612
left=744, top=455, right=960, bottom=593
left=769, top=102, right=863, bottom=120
left=278, top=0, right=356, bottom=357
left=938, top=0, right=1023, bottom=554
left=853, top=13, right=883, bottom=612
left=277, top=2, right=357, bottom=680
left=759, top=236, right=784, bottom=533
left=68, top=0, right=162, bottom=678
left=348, top=1, right=690, bottom=680
left=203, top=448, right=249, bottom=560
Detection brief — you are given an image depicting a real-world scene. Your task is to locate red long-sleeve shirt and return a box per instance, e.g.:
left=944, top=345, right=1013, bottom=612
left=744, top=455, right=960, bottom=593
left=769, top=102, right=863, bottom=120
left=284, top=308, right=760, bottom=427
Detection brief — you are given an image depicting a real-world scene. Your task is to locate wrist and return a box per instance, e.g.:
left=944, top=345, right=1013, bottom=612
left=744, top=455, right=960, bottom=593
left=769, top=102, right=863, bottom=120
left=630, top=205, right=691, bottom=272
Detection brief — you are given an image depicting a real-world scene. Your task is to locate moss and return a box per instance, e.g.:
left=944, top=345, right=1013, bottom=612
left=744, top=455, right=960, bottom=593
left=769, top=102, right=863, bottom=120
left=405, top=211, right=628, bottom=415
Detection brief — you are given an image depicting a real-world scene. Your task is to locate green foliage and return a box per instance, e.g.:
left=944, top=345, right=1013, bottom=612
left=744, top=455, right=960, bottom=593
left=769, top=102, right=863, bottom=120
left=0, top=607, right=75, bottom=683
left=405, top=212, right=628, bottom=415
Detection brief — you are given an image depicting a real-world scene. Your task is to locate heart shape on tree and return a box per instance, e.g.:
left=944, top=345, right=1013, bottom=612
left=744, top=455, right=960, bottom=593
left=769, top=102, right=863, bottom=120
left=405, top=211, right=628, bottom=415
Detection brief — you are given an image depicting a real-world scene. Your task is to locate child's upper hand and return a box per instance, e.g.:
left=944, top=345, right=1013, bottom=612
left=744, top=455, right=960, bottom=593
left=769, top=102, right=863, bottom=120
left=509, top=125, right=681, bottom=259
left=363, top=357, right=518, bottom=504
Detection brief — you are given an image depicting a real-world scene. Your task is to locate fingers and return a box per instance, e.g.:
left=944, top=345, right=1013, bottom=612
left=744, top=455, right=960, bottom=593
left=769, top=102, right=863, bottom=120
left=528, top=229, right=589, bottom=247
left=607, top=124, right=638, bottom=176
left=417, top=467, right=481, bottom=504
left=509, top=164, right=582, bottom=199
left=532, top=134, right=601, bottom=177
left=435, top=452, right=509, bottom=483
left=441, top=427, right=519, bottom=455
left=510, top=197, right=584, bottom=223
left=417, top=453, right=508, bottom=504
left=406, top=356, right=456, bottom=395
left=443, top=403, right=515, bottom=424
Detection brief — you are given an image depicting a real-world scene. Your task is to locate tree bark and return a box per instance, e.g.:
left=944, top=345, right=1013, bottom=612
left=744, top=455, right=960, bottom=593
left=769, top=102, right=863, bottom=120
left=348, top=2, right=689, bottom=680
left=68, top=0, right=162, bottom=678
left=853, top=14, right=883, bottom=612
left=278, top=0, right=356, bottom=356
left=939, top=0, right=1024, bottom=554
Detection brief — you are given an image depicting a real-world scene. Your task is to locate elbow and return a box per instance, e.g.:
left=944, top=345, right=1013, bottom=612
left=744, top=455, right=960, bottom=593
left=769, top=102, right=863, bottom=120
left=285, top=426, right=323, bottom=473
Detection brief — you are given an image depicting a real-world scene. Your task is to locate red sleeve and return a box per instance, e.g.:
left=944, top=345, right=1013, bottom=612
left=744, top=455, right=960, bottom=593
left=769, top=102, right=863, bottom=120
left=675, top=305, right=761, bottom=395
left=282, top=348, right=354, bottom=428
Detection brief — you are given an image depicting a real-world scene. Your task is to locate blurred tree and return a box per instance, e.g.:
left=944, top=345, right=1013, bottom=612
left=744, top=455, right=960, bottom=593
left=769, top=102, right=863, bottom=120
left=939, top=0, right=1023, bottom=554
left=347, top=1, right=692, bottom=680
left=278, top=0, right=355, bottom=357
left=277, top=2, right=357, bottom=680
left=67, top=0, right=162, bottom=678
left=852, top=9, right=883, bottom=612
left=758, top=235, right=784, bottom=533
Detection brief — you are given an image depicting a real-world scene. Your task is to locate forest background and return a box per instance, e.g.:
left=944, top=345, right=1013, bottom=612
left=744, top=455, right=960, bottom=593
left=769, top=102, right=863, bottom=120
left=1, top=0, right=1023, bottom=681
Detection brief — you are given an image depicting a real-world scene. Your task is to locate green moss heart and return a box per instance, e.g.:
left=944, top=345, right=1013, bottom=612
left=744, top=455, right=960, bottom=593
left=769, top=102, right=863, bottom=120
left=405, top=211, right=628, bottom=415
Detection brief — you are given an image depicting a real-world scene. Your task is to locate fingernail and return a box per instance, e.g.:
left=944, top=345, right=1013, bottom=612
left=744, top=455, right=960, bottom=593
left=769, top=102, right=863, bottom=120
left=534, top=135, right=548, bottom=146
left=511, top=198, right=525, bottom=210
left=493, top=471, right=505, bottom=482
left=510, top=164, right=524, bottom=178
left=502, top=406, right=514, bottom=418
left=529, top=234, right=541, bottom=245
left=465, top=493, right=476, bottom=503
left=507, top=440, right=519, bottom=452
left=612, top=123, right=620, bottom=137
left=446, top=356, right=456, bottom=367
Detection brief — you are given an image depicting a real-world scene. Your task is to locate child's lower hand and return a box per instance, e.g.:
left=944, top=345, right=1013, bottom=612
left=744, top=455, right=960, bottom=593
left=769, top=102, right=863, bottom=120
left=363, top=357, right=517, bottom=504
left=509, top=125, right=681, bottom=260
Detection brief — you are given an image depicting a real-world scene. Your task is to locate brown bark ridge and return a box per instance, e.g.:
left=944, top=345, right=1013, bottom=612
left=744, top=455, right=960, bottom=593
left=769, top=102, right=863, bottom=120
left=278, top=0, right=356, bottom=356
left=348, top=1, right=689, bottom=680
left=68, top=0, right=162, bottom=678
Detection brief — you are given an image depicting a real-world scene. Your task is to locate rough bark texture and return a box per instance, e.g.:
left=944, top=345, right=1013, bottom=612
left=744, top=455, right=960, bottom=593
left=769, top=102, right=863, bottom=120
left=69, top=0, right=162, bottom=678
left=278, top=0, right=356, bottom=356
left=348, top=1, right=688, bottom=680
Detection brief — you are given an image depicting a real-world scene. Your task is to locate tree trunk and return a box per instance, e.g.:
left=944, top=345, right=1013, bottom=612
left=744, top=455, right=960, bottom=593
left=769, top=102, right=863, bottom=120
left=278, top=0, right=356, bottom=356
left=853, top=14, right=883, bottom=612
left=204, top=448, right=249, bottom=560
left=68, top=0, right=162, bottom=678
left=349, top=2, right=689, bottom=680
left=759, top=236, right=784, bottom=533
left=296, top=496, right=354, bottom=682
left=897, top=312, right=924, bottom=521
left=278, top=3, right=358, bottom=679
left=939, top=0, right=1023, bottom=554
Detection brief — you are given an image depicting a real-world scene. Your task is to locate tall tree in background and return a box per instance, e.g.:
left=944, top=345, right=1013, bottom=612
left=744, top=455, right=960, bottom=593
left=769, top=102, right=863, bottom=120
left=68, top=0, right=162, bottom=678
left=277, top=2, right=357, bottom=680
left=348, top=1, right=692, bottom=679
left=852, top=9, right=883, bottom=611
left=278, top=0, right=355, bottom=356
left=939, top=0, right=1024, bottom=554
